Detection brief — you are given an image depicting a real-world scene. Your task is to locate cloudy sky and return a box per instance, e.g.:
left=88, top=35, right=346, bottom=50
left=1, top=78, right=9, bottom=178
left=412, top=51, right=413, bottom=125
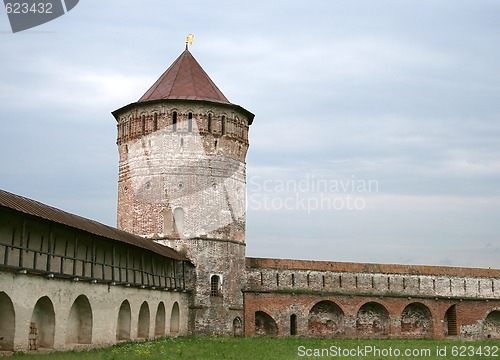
left=1, top=1, right=499, bottom=268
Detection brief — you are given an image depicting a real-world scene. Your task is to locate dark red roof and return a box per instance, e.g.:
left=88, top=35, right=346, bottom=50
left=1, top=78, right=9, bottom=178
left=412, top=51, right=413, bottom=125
left=139, top=49, right=230, bottom=104
left=0, top=189, right=189, bottom=262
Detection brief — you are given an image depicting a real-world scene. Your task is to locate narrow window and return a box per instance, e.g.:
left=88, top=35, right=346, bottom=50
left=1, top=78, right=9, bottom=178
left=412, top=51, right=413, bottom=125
left=291, top=274, right=295, bottom=287
left=221, top=115, right=225, bottom=135
left=172, top=111, right=177, bottom=132
left=418, top=277, right=421, bottom=290
left=290, top=314, right=297, bottom=336
left=355, top=276, right=358, bottom=288
left=260, top=272, right=263, bottom=286
left=207, top=113, right=212, bottom=132
left=322, top=275, right=326, bottom=288
left=188, top=112, right=193, bottom=133
left=276, top=273, right=279, bottom=287
left=403, top=277, right=406, bottom=290
left=387, top=277, right=391, bottom=290
left=153, top=113, right=158, bottom=131
left=210, top=275, right=220, bottom=297
left=306, top=274, right=310, bottom=287
left=339, top=275, right=343, bottom=288
left=141, top=115, right=145, bottom=134
left=433, top=279, right=436, bottom=291
left=173, top=207, right=184, bottom=234
left=371, top=276, right=375, bottom=289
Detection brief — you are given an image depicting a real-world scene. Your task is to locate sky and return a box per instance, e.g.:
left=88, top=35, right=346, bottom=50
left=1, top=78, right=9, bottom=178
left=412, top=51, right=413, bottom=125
left=1, top=0, right=499, bottom=268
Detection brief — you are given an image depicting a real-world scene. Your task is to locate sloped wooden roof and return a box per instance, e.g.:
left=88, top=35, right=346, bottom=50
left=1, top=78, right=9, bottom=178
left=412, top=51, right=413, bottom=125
left=0, top=189, right=189, bottom=262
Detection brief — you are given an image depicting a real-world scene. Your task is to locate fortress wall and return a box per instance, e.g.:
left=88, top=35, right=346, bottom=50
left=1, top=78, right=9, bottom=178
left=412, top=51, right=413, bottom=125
left=0, top=271, right=189, bottom=352
left=244, top=257, right=500, bottom=339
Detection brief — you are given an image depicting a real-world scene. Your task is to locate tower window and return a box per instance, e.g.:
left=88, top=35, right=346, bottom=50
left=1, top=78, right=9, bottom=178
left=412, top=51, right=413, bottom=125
left=207, top=113, right=212, bottom=133
left=221, top=115, right=225, bottom=135
left=153, top=113, right=158, bottom=131
left=172, top=111, right=177, bottom=132
left=210, top=275, right=221, bottom=297
left=141, top=115, right=146, bottom=135
left=188, top=113, right=193, bottom=133
left=173, top=207, right=184, bottom=234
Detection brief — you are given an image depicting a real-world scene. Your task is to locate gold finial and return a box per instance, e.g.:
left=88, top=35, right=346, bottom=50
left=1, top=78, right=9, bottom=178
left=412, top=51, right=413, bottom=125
left=186, top=34, right=195, bottom=50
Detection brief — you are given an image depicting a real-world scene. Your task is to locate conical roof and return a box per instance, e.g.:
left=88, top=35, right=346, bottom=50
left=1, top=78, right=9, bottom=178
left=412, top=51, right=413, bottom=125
left=138, top=48, right=230, bottom=104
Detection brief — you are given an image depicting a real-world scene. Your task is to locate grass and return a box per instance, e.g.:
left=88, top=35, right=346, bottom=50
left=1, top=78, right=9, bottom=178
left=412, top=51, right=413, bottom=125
left=9, top=337, right=500, bottom=360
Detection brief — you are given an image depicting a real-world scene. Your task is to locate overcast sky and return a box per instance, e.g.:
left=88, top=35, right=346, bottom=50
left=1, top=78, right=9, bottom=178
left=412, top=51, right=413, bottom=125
left=1, top=1, right=499, bottom=268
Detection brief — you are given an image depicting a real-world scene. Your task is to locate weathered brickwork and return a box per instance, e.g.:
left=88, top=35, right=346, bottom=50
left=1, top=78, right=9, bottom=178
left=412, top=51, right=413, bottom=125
left=114, top=101, right=250, bottom=242
left=158, top=238, right=246, bottom=335
left=244, top=258, right=500, bottom=339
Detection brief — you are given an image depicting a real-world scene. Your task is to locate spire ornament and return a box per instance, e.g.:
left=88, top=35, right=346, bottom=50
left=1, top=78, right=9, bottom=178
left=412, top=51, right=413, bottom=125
left=186, top=34, right=195, bottom=50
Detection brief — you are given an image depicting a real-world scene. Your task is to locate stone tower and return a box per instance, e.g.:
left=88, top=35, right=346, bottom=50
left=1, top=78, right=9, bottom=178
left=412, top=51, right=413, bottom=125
left=112, top=45, right=254, bottom=335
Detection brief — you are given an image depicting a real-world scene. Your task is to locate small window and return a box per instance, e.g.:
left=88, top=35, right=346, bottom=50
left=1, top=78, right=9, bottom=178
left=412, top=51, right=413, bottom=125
left=221, top=115, right=225, bottom=135
left=153, top=113, right=158, bottom=131
left=188, top=113, right=193, bottom=133
left=173, top=207, right=184, bottom=234
left=290, top=314, right=297, bottom=336
left=141, top=115, right=146, bottom=134
left=210, top=275, right=220, bottom=297
left=172, top=111, right=177, bottom=132
left=207, top=113, right=212, bottom=132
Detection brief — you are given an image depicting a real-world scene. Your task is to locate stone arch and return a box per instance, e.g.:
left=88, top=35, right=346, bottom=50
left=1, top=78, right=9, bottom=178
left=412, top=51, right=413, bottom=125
left=400, top=302, right=433, bottom=337
left=30, top=296, right=55, bottom=349
left=170, top=302, right=180, bottom=335
left=137, top=301, right=150, bottom=339
left=356, top=302, right=389, bottom=336
left=233, top=317, right=243, bottom=337
left=116, top=300, right=131, bottom=341
left=444, top=304, right=458, bottom=337
left=255, top=311, right=278, bottom=336
left=308, top=300, right=345, bottom=336
left=0, top=292, right=15, bottom=351
left=483, top=310, right=500, bottom=339
left=66, top=295, right=92, bottom=345
left=155, top=302, right=166, bottom=337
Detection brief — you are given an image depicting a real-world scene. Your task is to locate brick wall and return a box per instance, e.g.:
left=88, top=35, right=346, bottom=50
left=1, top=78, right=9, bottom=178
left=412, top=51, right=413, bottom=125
left=245, top=257, right=500, bottom=339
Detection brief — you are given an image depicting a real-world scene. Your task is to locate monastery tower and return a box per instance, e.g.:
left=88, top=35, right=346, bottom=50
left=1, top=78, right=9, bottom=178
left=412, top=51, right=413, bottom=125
left=112, top=44, right=254, bottom=335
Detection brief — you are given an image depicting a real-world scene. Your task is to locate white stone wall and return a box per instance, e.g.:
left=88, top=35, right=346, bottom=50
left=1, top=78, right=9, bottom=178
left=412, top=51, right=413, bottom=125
left=0, top=271, right=189, bottom=352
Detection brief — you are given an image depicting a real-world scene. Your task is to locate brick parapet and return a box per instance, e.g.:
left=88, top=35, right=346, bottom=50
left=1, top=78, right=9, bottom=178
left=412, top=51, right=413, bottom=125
left=246, top=257, right=500, bottom=300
